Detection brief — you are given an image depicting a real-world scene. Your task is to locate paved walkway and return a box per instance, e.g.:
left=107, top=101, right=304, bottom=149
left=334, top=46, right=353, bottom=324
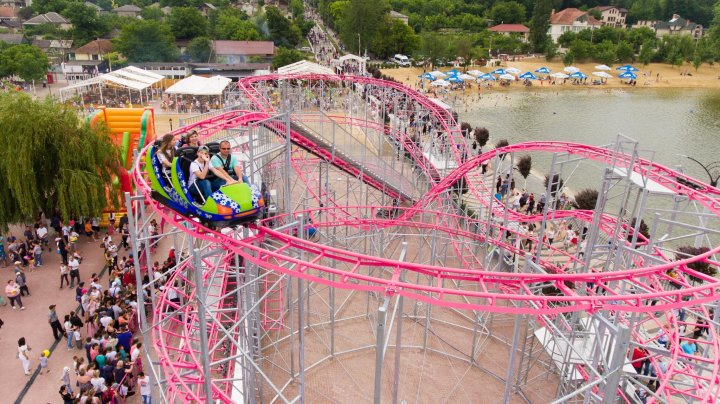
left=0, top=227, right=140, bottom=403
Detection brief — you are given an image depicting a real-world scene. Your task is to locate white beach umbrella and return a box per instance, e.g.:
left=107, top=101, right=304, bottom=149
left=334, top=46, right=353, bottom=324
left=595, top=64, right=611, bottom=71
left=506, top=67, right=521, bottom=74
left=498, top=73, right=515, bottom=81
left=550, top=72, right=569, bottom=79
left=467, top=69, right=483, bottom=76
left=429, top=70, right=447, bottom=78
left=459, top=74, right=475, bottom=80
left=563, top=66, right=580, bottom=74
left=430, top=79, right=450, bottom=87
left=592, top=71, right=613, bottom=78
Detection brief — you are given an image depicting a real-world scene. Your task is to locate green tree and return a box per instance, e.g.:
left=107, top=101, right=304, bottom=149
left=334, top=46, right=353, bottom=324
left=140, top=7, right=165, bottom=21
left=562, top=51, right=574, bottom=66
left=421, top=31, right=446, bottom=67
left=265, top=5, right=301, bottom=47
left=528, top=0, right=552, bottom=52
left=169, top=7, right=208, bottom=40
left=214, top=9, right=261, bottom=40
left=0, top=92, right=119, bottom=228
left=638, top=40, right=654, bottom=65
left=187, top=36, right=212, bottom=62
left=289, top=0, right=304, bottom=20
left=338, top=0, right=390, bottom=54
left=544, top=40, right=557, bottom=61
left=271, top=46, right=305, bottom=69
left=113, top=20, right=179, bottom=62
left=0, top=44, right=50, bottom=82
left=569, top=39, right=591, bottom=62
left=593, top=40, right=616, bottom=65
left=373, top=17, right=419, bottom=58
left=615, top=40, right=634, bottom=63
left=489, top=1, right=526, bottom=24
left=65, top=3, right=110, bottom=45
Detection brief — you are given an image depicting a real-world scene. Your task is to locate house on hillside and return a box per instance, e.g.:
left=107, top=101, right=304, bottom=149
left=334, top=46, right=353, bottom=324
left=198, top=3, right=216, bottom=17
left=0, top=19, right=21, bottom=32
left=211, top=40, right=274, bottom=64
left=0, top=6, right=18, bottom=22
left=23, top=12, right=72, bottom=30
left=0, top=33, right=23, bottom=44
left=84, top=2, right=107, bottom=14
left=548, top=8, right=601, bottom=43
left=33, top=38, right=73, bottom=63
left=655, top=14, right=704, bottom=39
left=390, top=10, right=408, bottom=25
left=590, top=6, right=627, bottom=28
left=114, top=4, right=141, bottom=18
left=0, top=0, right=26, bottom=8
left=70, top=39, right=112, bottom=61
left=489, top=24, right=530, bottom=43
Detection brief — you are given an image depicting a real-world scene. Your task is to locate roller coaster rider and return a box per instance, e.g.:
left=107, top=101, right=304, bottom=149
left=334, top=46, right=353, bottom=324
left=208, top=140, right=248, bottom=192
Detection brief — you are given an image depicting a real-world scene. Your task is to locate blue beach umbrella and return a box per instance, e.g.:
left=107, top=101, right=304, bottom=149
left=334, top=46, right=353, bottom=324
left=616, top=64, right=639, bottom=72
left=618, top=71, right=637, bottom=79
left=570, top=71, right=587, bottom=79
left=445, top=76, right=464, bottom=83
left=445, top=68, right=461, bottom=76
left=519, top=72, right=538, bottom=80
left=418, top=73, right=436, bottom=80
left=491, top=68, right=506, bottom=75
left=478, top=73, right=496, bottom=81
left=535, top=67, right=551, bottom=74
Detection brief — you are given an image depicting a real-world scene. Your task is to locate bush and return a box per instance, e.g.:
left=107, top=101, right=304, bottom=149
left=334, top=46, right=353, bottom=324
left=516, top=155, right=531, bottom=179
left=460, top=122, right=472, bottom=137
left=544, top=174, right=564, bottom=198
left=474, top=127, right=489, bottom=150
left=494, top=139, right=509, bottom=160
left=627, top=218, right=650, bottom=243
left=676, top=246, right=716, bottom=282
left=573, top=188, right=598, bottom=210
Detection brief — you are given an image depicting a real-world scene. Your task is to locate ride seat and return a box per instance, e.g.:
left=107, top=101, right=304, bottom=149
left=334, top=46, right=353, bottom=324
left=176, top=146, right=198, bottom=187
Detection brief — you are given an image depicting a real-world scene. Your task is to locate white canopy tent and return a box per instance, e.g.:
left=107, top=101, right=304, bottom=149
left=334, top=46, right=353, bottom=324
left=165, top=75, right=232, bottom=96
left=58, top=66, right=165, bottom=106
left=333, top=53, right=367, bottom=75
left=277, top=60, right=335, bottom=75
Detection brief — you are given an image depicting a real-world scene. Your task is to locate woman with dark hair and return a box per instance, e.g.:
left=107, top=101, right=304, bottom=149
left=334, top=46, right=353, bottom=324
left=18, top=337, right=31, bottom=375
left=156, top=134, right=176, bottom=182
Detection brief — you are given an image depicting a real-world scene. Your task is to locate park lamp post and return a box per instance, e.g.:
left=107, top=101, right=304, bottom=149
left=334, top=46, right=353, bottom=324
left=681, top=155, right=720, bottom=187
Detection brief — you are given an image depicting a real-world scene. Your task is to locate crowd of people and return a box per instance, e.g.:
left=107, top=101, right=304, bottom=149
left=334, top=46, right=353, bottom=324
left=0, top=211, right=160, bottom=403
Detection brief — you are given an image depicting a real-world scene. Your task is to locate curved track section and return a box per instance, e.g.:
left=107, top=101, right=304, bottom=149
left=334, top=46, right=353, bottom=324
left=135, top=74, right=720, bottom=403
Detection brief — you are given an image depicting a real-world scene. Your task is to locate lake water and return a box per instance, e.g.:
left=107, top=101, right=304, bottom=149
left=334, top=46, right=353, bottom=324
left=458, top=89, right=720, bottom=186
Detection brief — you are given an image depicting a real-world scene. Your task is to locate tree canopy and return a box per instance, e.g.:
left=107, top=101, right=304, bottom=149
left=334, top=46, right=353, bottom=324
left=168, top=7, right=208, bottom=40
left=0, top=92, right=119, bottom=228
left=272, top=46, right=306, bottom=69
left=113, top=19, right=179, bottom=62
left=0, top=44, right=50, bottom=82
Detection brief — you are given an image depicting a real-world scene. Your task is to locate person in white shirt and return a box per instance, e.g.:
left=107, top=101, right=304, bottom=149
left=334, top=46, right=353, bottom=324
left=138, top=372, right=151, bottom=404
left=189, top=145, right=221, bottom=203
left=36, top=224, right=49, bottom=250
left=68, top=257, right=81, bottom=287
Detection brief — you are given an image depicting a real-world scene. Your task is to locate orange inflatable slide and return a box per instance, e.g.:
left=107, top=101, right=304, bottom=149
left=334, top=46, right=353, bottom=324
left=88, top=107, right=157, bottom=226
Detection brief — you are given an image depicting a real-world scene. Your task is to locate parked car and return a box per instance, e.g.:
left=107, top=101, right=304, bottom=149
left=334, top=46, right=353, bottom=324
left=391, top=54, right=411, bottom=67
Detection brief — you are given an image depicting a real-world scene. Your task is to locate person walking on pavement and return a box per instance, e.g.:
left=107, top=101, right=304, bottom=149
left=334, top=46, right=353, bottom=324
left=48, top=304, right=63, bottom=340
left=6, top=279, right=24, bottom=309
left=18, top=337, right=32, bottom=375
left=68, top=255, right=81, bottom=287
left=15, top=269, right=29, bottom=296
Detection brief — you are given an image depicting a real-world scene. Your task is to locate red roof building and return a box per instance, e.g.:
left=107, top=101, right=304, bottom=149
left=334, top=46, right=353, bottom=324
left=549, top=8, right=601, bottom=43
left=212, top=40, right=275, bottom=64
left=489, top=24, right=530, bottom=42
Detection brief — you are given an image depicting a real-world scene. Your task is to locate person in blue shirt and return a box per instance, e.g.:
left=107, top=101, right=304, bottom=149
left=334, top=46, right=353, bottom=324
left=209, top=140, right=248, bottom=192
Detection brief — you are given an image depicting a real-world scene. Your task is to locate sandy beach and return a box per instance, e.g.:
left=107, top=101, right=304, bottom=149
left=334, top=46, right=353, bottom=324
left=380, top=56, right=720, bottom=92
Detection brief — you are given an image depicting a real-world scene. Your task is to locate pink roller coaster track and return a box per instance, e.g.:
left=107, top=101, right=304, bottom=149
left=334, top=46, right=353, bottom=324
left=133, top=74, right=720, bottom=403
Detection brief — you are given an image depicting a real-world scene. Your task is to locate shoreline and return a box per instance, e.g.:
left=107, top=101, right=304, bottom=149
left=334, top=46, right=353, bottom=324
left=379, top=59, right=720, bottom=93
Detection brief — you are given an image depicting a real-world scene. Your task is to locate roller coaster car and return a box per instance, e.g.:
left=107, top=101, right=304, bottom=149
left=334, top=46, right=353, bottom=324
left=146, top=141, right=264, bottom=227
